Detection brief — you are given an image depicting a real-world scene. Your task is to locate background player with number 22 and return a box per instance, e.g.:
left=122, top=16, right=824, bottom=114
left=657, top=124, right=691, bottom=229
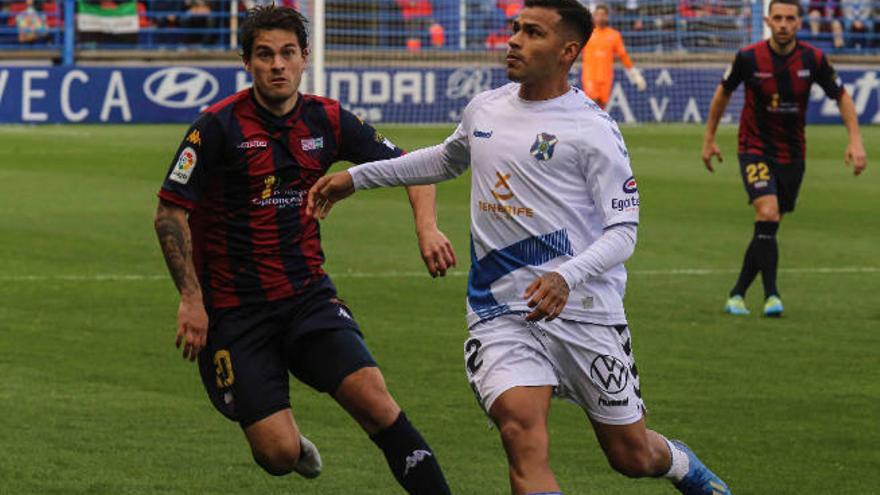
left=702, top=0, right=867, bottom=317
left=309, top=1, right=731, bottom=494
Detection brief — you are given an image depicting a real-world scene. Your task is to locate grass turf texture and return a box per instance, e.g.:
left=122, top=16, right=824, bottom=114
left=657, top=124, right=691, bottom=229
left=0, top=123, right=877, bottom=494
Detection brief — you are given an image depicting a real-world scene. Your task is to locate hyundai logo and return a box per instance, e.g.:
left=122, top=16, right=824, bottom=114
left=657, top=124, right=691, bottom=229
left=144, top=67, right=219, bottom=109
left=445, top=68, right=492, bottom=100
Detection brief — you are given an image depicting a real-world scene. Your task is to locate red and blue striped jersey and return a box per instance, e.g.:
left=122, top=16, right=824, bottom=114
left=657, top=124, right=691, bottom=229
left=158, top=89, right=403, bottom=308
left=721, top=40, right=844, bottom=164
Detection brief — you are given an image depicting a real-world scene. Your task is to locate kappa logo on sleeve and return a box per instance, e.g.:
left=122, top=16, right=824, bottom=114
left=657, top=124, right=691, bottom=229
left=169, top=146, right=197, bottom=184
left=186, top=129, right=201, bottom=146
left=374, top=130, right=397, bottom=150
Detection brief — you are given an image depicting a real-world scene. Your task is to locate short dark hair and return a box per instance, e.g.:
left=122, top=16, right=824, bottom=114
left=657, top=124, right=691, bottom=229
left=240, top=6, right=309, bottom=60
left=524, top=0, right=593, bottom=48
left=594, top=4, right=610, bottom=14
left=768, top=0, right=803, bottom=16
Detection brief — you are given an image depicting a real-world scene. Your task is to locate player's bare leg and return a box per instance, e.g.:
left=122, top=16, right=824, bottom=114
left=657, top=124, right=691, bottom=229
left=727, top=194, right=783, bottom=316
left=590, top=416, right=671, bottom=477
left=243, top=408, right=320, bottom=477
left=490, top=386, right=559, bottom=495
left=334, top=366, right=401, bottom=433
left=592, top=416, right=731, bottom=494
left=752, top=194, right=780, bottom=223
left=335, top=366, right=451, bottom=494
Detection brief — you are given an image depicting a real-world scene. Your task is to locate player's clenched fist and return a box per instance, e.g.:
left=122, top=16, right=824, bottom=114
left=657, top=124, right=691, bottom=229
left=307, top=171, right=356, bottom=219
left=523, top=272, right=571, bottom=322
left=176, top=298, right=208, bottom=361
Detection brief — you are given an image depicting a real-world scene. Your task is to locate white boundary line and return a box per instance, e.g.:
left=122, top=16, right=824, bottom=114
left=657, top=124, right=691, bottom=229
left=0, top=266, right=877, bottom=282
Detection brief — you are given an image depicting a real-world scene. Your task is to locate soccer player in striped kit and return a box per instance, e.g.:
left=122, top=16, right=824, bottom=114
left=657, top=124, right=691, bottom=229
left=154, top=6, right=454, bottom=493
left=702, top=0, right=867, bottom=317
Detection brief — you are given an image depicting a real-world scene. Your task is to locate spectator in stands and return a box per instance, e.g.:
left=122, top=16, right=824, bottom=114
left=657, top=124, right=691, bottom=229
left=496, top=0, right=523, bottom=18
left=843, top=0, right=876, bottom=49
left=13, top=0, right=49, bottom=43
left=181, top=0, right=213, bottom=44
left=807, top=0, right=844, bottom=48
left=153, top=0, right=215, bottom=45
left=395, top=0, right=437, bottom=51
left=616, top=0, right=645, bottom=33
left=485, top=14, right=515, bottom=50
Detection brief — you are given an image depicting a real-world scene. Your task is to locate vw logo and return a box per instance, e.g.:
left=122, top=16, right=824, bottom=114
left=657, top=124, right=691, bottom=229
left=589, top=355, right=629, bottom=394
left=446, top=68, right=492, bottom=99
left=143, top=67, right=219, bottom=109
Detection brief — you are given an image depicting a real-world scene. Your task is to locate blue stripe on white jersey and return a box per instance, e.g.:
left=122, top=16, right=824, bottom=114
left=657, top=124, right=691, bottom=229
left=468, top=229, right=574, bottom=319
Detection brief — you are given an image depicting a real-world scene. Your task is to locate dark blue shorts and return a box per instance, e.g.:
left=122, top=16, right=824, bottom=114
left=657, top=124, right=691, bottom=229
left=738, top=154, right=805, bottom=213
left=197, top=277, right=377, bottom=427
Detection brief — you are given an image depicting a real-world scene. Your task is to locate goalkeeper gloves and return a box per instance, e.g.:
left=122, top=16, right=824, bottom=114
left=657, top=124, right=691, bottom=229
left=626, top=67, right=647, bottom=91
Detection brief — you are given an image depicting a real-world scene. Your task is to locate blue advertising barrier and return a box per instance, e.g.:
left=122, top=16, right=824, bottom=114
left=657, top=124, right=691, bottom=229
left=0, top=65, right=877, bottom=125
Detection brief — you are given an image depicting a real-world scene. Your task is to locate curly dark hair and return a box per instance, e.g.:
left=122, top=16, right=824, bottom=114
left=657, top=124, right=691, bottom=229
left=240, top=5, right=309, bottom=60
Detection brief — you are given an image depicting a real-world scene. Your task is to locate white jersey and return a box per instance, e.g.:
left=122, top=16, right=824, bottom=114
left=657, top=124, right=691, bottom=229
left=449, top=83, right=639, bottom=327
left=349, top=82, right=640, bottom=328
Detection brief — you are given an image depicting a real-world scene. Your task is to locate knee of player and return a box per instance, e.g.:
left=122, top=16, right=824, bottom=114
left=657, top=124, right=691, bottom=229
left=605, top=447, right=656, bottom=478
left=498, top=419, right=548, bottom=456
left=755, top=206, right=780, bottom=222
left=252, top=444, right=301, bottom=476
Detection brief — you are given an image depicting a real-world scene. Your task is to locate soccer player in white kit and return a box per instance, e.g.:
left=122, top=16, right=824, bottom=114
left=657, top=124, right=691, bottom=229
left=308, top=1, right=732, bottom=494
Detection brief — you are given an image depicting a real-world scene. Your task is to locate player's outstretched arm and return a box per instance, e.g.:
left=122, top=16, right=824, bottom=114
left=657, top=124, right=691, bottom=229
left=702, top=85, right=733, bottom=172
left=307, top=171, right=355, bottom=220
left=837, top=92, right=867, bottom=176
left=407, top=185, right=457, bottom=278
left=154, top=199, right=208, bottom=362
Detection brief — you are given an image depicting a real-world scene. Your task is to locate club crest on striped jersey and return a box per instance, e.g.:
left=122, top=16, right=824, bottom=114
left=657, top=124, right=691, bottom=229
left=622, top=176, right=638, bottom=194
left=530, top=132, right=558, bottom=161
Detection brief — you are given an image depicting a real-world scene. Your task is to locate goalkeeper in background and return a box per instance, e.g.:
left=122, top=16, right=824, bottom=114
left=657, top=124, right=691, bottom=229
left=580, top=3, right=646, bottom=109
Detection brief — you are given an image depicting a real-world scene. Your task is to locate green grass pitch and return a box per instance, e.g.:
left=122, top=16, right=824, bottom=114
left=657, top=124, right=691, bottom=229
left=0, top=123, right=877, bottom=494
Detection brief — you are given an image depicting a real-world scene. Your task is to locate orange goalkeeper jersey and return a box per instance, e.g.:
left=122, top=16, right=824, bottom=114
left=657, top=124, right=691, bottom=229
left=581, top=26, right=633, bottom=84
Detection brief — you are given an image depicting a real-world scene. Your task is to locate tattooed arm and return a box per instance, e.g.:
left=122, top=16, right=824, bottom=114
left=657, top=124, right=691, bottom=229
left=154, top=199, right=208, bottom=361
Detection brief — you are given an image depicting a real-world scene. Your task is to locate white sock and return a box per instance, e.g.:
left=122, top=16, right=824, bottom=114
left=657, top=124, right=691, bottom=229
left=662, top=437, right=690, bottom=482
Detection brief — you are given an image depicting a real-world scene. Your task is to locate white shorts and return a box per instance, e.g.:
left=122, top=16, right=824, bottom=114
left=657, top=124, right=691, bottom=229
left=464, top=313, right=645, bottom=426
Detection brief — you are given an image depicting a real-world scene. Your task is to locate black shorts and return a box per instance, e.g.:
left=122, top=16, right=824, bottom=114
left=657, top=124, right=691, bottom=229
left=197, top=277, right=377, bottom=427
left=738, top=154, right=805, bottom=213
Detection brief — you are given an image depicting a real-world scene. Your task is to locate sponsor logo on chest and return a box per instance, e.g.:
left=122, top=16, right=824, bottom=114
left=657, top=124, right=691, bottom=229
left=238, top=139, right=268, bottom=150
left=301, top=136, right=324, bottom=151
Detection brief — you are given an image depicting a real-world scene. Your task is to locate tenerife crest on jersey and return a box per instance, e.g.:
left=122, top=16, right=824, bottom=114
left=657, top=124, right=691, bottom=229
left=530, top=132, right=559, bottom=161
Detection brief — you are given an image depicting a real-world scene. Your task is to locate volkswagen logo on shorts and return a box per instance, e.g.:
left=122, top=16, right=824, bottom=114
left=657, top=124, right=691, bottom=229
left=589, top=355, right=629, bottom=394
left=144, top=67, right=219, bottom=109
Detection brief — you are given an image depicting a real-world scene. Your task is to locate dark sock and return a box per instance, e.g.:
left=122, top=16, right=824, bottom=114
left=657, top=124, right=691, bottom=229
left=730, top=222, right=764, bottom=297
left=753, top=221, right=780, bottom=298
left=369, top=412, right=451, bottom=495
left=731, top=221, right=780, bottom=298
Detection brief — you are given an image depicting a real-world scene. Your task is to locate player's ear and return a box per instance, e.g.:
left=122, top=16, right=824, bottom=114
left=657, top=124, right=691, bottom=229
left=561, top=40, right=581, bottom=66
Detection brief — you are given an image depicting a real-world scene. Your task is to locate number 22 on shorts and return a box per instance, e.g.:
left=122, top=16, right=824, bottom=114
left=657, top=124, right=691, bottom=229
left=746, top=162, right=770, bottom=184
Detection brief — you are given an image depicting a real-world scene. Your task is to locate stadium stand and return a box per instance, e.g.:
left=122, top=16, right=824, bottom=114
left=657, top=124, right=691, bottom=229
left=1, top=0, right=879, bottom=54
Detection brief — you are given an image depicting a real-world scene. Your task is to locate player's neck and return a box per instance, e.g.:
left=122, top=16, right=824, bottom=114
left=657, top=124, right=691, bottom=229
left=768, top=37, right=796, bottom=56
left=518, top=78, right=570, bottom=102
left=252, top=88, right=299, bottom=117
